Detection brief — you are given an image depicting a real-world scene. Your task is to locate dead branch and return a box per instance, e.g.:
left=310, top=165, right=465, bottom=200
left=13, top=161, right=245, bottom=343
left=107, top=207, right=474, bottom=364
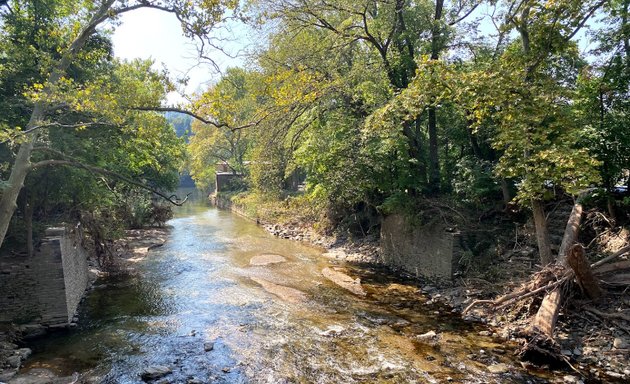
left=495, top=278, right=567, bottom=310
left=462, top=268, right=570, bottom=315
left=594, top=260, right=630, bottom=275
left=585, top=307, right=630, bottom=322
left=591, top=246, right=630, bottom=269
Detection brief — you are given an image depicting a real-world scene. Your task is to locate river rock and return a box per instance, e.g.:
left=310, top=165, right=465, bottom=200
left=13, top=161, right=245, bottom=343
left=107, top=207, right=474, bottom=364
left=251, top=277, right=307, bottom=303
left=0, top=369, right=17, bottom=382
left=417, top=330, right=440, bottom=347
left=487, top=363, right=510, bottom=374
left=3, top=368, right=57, bottom=384
left=613, top=337, right=627, bottom=349
left=0, top=342, right=18, bottom=350
left=141, top=366, right=172, bottom=381
left=249, top=254, right=286, bottom=266
left=6, top=355, right=21, bottom=368
left=204, top=342, right=215, bottom=352
left=16, top=348, right=31, bottom=360
left=321, top=268, right=366, bottom=296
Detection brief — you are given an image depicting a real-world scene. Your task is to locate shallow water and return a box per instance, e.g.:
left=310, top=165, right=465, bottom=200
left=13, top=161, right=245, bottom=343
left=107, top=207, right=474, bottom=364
left=22, top=204, right=556, bottom=383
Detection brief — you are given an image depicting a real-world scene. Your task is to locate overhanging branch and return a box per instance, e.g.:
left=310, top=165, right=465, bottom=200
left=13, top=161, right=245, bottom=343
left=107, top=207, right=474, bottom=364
left=30, top=147, right=189, bottom=206
left=132, top=106, right=266, bottom=131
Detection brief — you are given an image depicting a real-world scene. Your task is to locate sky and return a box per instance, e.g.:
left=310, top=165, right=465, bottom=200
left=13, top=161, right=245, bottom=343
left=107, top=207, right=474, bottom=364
left=109, top=8, right=249, bottom=105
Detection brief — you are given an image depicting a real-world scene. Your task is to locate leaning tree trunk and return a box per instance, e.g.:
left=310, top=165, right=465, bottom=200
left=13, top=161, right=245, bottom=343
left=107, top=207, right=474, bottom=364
left=0, top=1, right=115, bottom=249
left=531, top=199, right=553, bottom=265
left=531, top=194, right=587, bottom=338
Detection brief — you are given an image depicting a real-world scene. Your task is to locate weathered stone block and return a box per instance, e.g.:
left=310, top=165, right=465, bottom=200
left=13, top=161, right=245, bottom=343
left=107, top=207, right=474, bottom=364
left=0, top=225, right=89, bottom=327
left=380, top=214, right=462, bottom=280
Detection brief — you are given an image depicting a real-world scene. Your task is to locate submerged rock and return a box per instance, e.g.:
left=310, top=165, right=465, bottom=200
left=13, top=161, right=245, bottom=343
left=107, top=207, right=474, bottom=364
left=141, top=366, right=172, bottom=381
left=318, top=325, right=345, bottom=337
left=322, top=267, right=366, bottom=296
left=249, top=254, right=287, bottom=266
left=487, top=363, right=510, bottom=374
left=251, top=277, right=307, bottom=303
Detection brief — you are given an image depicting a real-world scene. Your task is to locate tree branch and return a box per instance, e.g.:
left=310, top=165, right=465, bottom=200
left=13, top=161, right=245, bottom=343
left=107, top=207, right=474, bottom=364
left=131, top=106, right=264, bottom=131
left=30, top=148, right=189, bottom=206
left=449, top=1, right=481, bottom=26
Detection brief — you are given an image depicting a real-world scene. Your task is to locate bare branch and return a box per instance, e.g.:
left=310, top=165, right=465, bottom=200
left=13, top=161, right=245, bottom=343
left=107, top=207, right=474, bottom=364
left=449, top=1, right=481, bottom=26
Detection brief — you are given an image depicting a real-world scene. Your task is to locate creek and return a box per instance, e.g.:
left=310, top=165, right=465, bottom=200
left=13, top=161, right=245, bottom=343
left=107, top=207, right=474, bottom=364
left=21, top=203, right=557, bottom=383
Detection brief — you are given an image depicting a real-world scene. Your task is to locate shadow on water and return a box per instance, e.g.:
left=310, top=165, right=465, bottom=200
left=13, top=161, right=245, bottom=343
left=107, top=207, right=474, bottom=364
left=20, top=194, right=566, bottom=383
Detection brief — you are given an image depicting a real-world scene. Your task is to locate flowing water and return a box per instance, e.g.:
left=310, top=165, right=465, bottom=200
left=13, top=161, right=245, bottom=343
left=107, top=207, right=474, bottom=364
left=21, top=203, right=556, bottom=383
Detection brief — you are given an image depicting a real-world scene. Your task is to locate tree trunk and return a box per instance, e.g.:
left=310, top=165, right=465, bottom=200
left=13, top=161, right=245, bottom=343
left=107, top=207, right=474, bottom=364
left=427, top=106, right=440, bottom=193
left=0, top=0, right=115, bottom=249
left=25, top=196, right=34, bottom=257
left=426, top=0, right=444, bottom=195
left=531, top=199, right=553, bottom=265
left=501, top=179, right=512, bottom=207
left=0, top=127, right=40, bottom=250
left=402, top=120, right=427, bottom=192
left=567, top=244, right=602, bottom=299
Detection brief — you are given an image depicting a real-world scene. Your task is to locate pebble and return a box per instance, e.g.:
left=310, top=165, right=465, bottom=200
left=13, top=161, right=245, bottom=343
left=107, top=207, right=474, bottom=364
left=204, top=342, right=215, bottom=352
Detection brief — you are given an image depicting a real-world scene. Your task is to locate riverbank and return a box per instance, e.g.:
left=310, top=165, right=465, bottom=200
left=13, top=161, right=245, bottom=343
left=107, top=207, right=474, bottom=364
left=224, top=201, right=629, bottom=383
left=0, top=226, right=171, bottom=383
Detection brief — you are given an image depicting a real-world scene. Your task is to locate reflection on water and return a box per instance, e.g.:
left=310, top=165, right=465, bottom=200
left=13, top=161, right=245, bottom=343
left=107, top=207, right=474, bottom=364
left=22, top=200, right=556, bottom=383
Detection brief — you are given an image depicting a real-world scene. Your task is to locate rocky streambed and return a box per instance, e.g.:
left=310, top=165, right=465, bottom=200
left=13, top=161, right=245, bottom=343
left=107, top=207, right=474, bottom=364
left=1, top=207, right=594, bottom=383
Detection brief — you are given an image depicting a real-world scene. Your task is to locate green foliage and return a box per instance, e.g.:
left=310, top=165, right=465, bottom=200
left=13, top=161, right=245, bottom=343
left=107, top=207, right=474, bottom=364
left=183, top=0, right=626, bottom=239
left=0, top=1, right=194, bottom=250
left=452, top=158, right=502, bottom=206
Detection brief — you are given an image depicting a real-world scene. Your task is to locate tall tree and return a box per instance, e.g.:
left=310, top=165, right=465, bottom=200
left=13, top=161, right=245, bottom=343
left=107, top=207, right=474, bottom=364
left=0, top=0, right=234, bottom=249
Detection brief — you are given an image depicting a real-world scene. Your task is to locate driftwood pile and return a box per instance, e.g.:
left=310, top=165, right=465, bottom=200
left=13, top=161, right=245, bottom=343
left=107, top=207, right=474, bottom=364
left=463, top=196, right=630, bottom=367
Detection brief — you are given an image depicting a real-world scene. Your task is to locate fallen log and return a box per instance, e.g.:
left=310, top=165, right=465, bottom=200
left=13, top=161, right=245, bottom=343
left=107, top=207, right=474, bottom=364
left=531, top=288, right=563, bottom=337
